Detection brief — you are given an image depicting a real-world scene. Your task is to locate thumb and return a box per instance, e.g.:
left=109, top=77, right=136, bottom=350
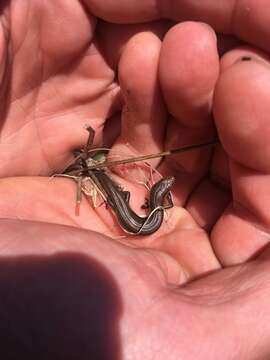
left=212, top=50, right=270, bottom=265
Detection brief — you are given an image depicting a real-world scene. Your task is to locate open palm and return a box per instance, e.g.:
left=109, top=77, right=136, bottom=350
left=1, top=1, right=270, bottom=359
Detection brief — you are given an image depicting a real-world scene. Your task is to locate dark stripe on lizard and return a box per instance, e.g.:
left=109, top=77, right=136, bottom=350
left=86, top=168, right=175, bottom=235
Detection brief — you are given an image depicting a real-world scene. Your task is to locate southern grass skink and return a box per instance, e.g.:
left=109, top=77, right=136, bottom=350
left=86, top=168, right=175, bottom=235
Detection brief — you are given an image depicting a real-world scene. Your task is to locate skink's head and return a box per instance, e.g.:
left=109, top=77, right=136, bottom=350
left=163, top=176, right=175, bottom=189
left=151, top=176, right=175, bottom=195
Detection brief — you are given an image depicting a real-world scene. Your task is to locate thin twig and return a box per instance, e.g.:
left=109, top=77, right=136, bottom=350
left=70, top=138, right=219, bottom=175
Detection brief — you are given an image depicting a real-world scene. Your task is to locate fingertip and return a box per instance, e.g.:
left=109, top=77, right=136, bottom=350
left=159, top=21, right=219, bottom=127
left=220, top=46, right=270, bottom=72
left=113, top=31, right=166, bottom=165
left=213, top=56, right=270, bottom=172
left=119, top=31, right=162, bottom=97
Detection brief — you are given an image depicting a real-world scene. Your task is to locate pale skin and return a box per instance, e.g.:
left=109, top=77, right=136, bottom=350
left=1, top=1, right=270, bottom=359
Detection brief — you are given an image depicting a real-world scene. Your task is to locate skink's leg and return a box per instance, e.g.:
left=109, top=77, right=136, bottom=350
left=122, top=191, right=131, bottom=203
left=142, top=193, right=174, bottom=210
left=141, top=198, right=149, bottom=209
left=163, top=192, right=174, bottom=209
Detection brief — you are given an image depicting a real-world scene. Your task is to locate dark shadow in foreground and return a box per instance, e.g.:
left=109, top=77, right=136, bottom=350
left=0, top=252, right=122, bottom=360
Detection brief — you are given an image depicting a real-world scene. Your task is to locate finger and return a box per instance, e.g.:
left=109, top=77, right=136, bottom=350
left=159, top=22, right=219, bottom=125
left=0, top=175, right=176, bottom=239
left=110, top=31, right=167, bottom=177
left=97, top=20, right=170, bottom=69
left=158, top=22, right=219, bottom=204
left=0, top=175, right=212, bottom=279
left=212, top=52, right=270, bottom=265
left=215, top=55, right=270, bottom=172
left=87, top=0, right=270, bottom=53
left=220, top=46, right=270, bottom=72
left=0, top=174, right=221, bottom=281
left=0, top=176, right=114, bottom=235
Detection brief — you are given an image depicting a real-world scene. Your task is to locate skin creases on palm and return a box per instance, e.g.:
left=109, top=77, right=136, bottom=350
left=0, top=1, right=228, bottom=277
left=0, top=1, right=120, bottom=178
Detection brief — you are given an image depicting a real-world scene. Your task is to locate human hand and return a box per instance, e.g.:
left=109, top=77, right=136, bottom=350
left=1, top=1, right=270, bottom=359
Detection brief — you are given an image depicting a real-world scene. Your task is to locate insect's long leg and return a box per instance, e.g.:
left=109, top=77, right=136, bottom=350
left=84, top=126, right=95, bottom=154
left=162, top=192, right=174, bottom=209
left=76, top=176, right=82, bottom=205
